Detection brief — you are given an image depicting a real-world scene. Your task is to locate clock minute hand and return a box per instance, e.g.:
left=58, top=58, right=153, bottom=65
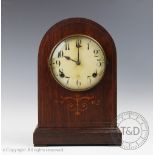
left=76, top=40, right=81, bottom=65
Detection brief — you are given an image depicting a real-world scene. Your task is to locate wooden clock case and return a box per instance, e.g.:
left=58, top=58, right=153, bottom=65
left=33, top=18, right=122, bottom=146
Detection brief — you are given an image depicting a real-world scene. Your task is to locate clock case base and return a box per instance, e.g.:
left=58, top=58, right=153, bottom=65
left=33, top=126, right=122, bottom=146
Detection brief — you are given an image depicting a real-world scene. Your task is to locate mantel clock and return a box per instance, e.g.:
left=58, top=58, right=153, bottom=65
left=33, top=18, right=122, bottom=146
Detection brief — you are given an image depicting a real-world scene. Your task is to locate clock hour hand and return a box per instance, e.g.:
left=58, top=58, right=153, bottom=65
left=64, top=56, right=79, bottom=65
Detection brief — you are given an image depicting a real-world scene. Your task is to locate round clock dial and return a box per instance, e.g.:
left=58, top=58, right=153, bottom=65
left=49, top=35, right=106, bottom=91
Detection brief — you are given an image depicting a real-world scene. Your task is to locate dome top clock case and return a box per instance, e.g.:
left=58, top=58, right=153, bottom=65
left=33, top=18, right=122, bottom=146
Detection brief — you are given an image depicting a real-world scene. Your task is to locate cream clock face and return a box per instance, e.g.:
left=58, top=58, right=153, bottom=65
left=49, top=35, right=106, bottom=91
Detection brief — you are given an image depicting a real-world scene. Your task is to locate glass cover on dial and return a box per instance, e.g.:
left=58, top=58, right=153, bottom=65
left=48, top=35, right=106, bottom=91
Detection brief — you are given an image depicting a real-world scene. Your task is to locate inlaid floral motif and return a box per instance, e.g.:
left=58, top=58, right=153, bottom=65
left=58, top=94, right=100, bottom=116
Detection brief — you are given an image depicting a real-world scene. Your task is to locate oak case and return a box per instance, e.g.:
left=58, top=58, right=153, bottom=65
left=33, top=18, right=122, bottom=146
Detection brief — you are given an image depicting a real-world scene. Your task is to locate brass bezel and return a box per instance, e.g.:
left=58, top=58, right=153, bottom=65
left=48, top=34, right=106, bottom=92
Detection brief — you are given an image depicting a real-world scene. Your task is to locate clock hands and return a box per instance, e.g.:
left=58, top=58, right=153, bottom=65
left=64, top=56, right=77, bottom=63
left=63, top=56, right=80, bottom=65
left=76, top=40, right=82, bottom=65
left=62, top=40, right=82, bottom=66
